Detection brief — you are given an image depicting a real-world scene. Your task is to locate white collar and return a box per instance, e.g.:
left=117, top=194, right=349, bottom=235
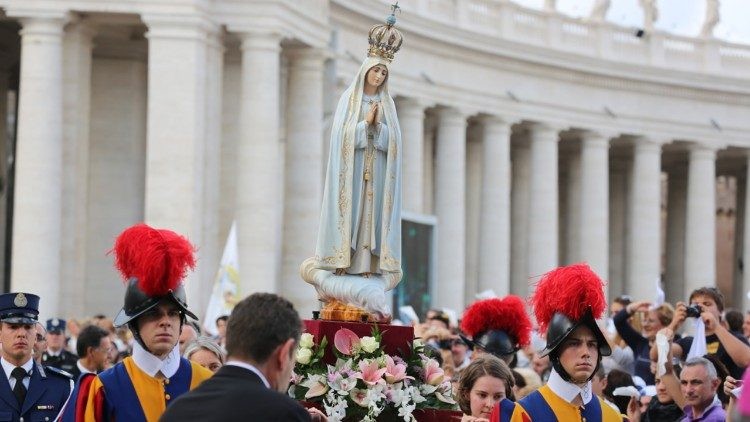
left=77, top=360, right=95, bottom=375
left=131, top=342, right=180, bottom=378
left=225, top=360, right=270, bottom=389
left=1, top=357, right=33, bottom=380
left=547, top=368, right=593, bottom=405
left=47, top=349, right=61, bottom=357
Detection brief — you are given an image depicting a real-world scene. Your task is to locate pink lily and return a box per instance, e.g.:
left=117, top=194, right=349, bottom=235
left=300, top=374, right=329, bottom=399
left=423, top=359, right=445, bottom=386
left=334, top=328, right=360, bottom=356
left=384, top=355, right=414, bottom=384
left=350, top=388, right=370, bottom=407
left=357, top=359, right=387, bottom=385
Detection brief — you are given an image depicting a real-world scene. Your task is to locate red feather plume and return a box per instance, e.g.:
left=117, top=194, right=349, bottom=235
left=460, top=295, right=531, bottom=347
left=112, top=223, right=196, bottom=297
left=530, top=263, right=606, bottom=334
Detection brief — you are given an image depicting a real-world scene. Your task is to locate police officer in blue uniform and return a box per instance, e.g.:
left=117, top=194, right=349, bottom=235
left=41, top=318, right=78, bottom=376
left=0, top=293, right=74, bottom=421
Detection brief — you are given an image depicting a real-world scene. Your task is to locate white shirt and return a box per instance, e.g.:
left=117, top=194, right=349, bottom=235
left=131, top=342, right=180, bottom=378
left=225, top=360, right=270, bottom=389
left=546, top=368, right=594, bottom=405
left=76, top=360, right=95, bottom=375
left=1, top=357, right=33, bottom=390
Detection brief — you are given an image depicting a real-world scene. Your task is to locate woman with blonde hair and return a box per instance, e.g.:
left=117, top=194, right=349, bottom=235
left=614, top=301, right=674, bottom=385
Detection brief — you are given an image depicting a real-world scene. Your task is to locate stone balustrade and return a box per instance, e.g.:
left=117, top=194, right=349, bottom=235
left=373, top=0, right=749, bottom=77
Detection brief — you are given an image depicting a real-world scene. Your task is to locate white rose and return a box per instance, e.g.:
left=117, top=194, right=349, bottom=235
left=296, top=347, right=313, bottom=365
left=299, top=333, right=315, bottom=349
left=360, top=336, right=380, bottom=354
left=413, top=338, right=424, bottom=348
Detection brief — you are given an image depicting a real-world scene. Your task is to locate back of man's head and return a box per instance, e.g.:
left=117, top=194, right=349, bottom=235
left=77, top=325, right=109, bottom=357
left=226, top=293, right=301, bottom=363
left=725, top=309, right=743, bottom=333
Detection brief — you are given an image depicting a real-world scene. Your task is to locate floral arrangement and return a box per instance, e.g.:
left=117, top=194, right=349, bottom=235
left=289, top=327, right=457, bottom=422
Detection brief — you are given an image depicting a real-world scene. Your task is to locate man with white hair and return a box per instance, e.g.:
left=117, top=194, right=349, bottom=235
left=679, top=356, right=725, bottom=421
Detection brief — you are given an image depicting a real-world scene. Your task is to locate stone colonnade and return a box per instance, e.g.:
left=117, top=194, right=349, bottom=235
left=4, top=8, right=742, bottom=318
left=4, top=8, right=338, bottom=317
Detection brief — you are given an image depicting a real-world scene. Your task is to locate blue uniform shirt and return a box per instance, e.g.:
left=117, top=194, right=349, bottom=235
left=0, top=358, right=74, bottom=421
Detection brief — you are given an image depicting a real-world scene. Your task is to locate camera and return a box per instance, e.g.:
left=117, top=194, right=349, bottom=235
left=686, top=304, right=703, bottom=318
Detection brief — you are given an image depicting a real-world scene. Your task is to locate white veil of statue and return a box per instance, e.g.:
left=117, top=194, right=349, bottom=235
left=314, top=54, right=403, bottom=288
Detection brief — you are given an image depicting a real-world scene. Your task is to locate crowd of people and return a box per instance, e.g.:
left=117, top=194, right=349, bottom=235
left=412, top=278, right=750, bottom=421
left=3, top=222, right=750, bottom=422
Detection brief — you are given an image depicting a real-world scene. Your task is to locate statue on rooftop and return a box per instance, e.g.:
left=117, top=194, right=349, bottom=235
left=640, top=0, right=659, bottom=32
left=589, top=0, right=611, bottom=22
left=700, top=0, right=720, bottom=38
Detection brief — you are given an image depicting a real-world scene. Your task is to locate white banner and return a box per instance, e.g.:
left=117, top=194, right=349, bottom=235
left=203, top=222, right=240, bottom=336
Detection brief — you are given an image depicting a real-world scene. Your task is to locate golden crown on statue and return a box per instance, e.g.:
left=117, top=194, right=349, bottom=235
left=367, top=2, right=403, bottom=62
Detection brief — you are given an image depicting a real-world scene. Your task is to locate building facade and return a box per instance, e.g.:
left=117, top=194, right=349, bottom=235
left=0, top=0, right=748, bottom=321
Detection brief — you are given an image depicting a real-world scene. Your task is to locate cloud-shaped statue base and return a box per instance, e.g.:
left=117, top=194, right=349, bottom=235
left=300, top=258, right=400, bottom=322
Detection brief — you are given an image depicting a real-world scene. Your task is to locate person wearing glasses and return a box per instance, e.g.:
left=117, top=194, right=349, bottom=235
left=32, top=322, right=47, bottom=365
left=62, top=325, right=114, bottom=422
left=70, top=325, right=112, bottom=380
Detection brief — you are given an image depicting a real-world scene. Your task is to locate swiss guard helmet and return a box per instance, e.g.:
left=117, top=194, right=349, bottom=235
left=460, top=295, right=532, bottom=365
left=111, top=224, right=197, bottom=350
left=531, top=263, right=610, bottom=383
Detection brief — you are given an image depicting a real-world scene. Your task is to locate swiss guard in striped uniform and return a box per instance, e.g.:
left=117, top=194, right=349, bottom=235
left=77, top=224, right=212, bottom=421
left=515, top=263, right=624, bottom=422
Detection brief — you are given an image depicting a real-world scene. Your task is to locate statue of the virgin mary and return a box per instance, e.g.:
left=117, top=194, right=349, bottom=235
left=301, top=6, right=403, bottom=321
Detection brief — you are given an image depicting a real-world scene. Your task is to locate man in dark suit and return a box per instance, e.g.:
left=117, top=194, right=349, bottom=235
left=69, top=324, right=112, bottom=380
left=0, top=292, right=74, bottom=421
left=161, top=293, right=318, bottom=422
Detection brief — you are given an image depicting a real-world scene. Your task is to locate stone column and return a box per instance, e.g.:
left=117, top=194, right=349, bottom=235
left=685, top=144, right=717, bottom=293
left=465, top=126, right=482, bottom=299
left=435, top=107, right=467, bottom=311
left=477, top=116, right=512, bottom=296
left=665, top=165, right=687, bottom=302
left=142, top=17, right=209, bottom=304
left=609, top=163, right=628, bottom=297
left=282, top=47, right=325, bottom=316
left=527, top=123, right=560, bottom=285
left=60, top=21, right=95, bottom=317
left=627, top=138, right=662, bottom=300
left=734, top=170, right=746, bottom=308
left=560, top=148, right=579, bottom=265
left=579, top=131, right=610, bottom=281
left=510, top=139, right=530, bottom=296
left=0, top=70, right=9, bottom=290
left=10, top=14, right=68, bottom=318
left=396, top=97, right=426, bottom=213
left=742, top=156, right=750, bottom=311
left=236, top=31, right=282, bottom=295
left=197, top=27, right=224, bottom=319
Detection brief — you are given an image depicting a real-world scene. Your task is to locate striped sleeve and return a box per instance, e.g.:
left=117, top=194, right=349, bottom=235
left=83, top=376, right=108, bottom=422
